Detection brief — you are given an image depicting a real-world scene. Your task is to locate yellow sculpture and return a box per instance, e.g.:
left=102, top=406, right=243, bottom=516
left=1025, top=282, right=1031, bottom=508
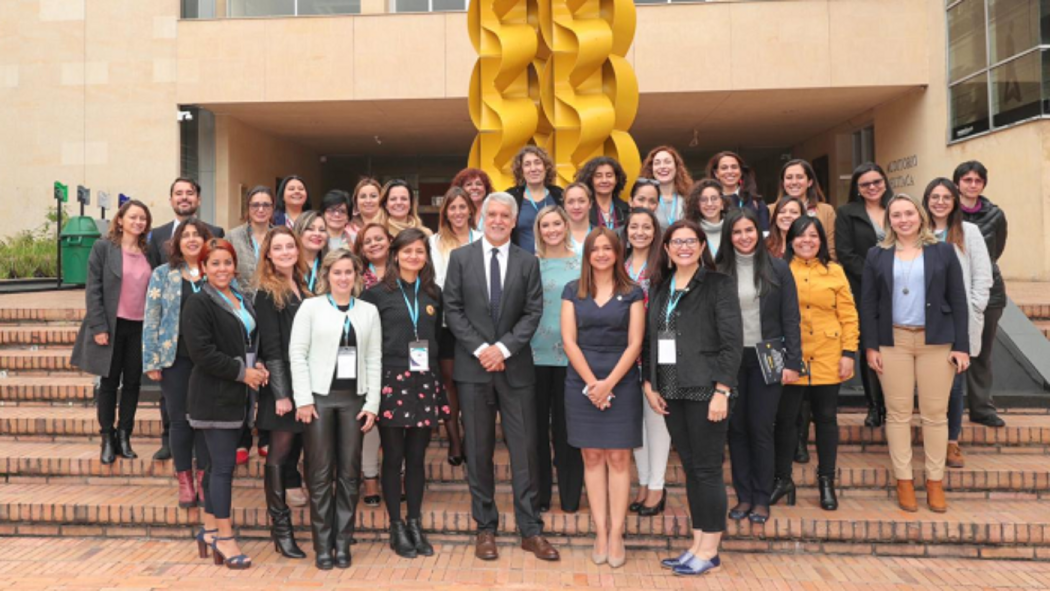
left=468, top=0, right=640, bottom=192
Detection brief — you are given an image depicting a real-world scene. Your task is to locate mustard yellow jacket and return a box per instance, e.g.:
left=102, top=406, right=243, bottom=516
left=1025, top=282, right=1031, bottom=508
left=789, top=257, right=859, bottom=385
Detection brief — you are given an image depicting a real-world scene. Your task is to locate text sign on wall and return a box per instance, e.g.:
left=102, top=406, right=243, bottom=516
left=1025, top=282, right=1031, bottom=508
left=887, top=155, right=918, bottom=190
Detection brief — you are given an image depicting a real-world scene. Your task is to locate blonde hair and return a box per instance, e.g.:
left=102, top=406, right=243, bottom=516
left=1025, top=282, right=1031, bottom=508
left=253, top=226, right=311, bottom=309
left=316, top=247, right=364, bottom=297
left=435, top=187, right=477, bottom=257
left=879, top=193, right=939, bottom=249
left=533, top=205, right=571, bottom=259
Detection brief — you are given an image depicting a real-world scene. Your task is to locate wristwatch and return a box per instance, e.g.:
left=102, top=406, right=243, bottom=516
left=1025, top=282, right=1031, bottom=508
left=714, top=387, right=731, bottom=397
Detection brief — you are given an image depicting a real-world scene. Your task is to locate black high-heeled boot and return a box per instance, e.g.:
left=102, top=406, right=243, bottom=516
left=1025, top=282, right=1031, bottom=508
left=769, top=477, right=797, bottom=506
left=116, top=429, right=137, bottom=459
left=406, top=518, right=434, bottom=556
left=818, top=476, right=838, bottom=511
left=265, top=465, right=307, bottom=559
left=389, top=521, right=418, bottom=558
left=100, top=431, right=116, bottom=465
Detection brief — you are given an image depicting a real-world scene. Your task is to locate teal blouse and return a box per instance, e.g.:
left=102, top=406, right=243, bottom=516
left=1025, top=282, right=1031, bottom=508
left=531, top=253, right=583, bottom=367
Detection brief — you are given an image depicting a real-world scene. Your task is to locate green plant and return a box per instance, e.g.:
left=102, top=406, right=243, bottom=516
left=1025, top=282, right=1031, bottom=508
left=0, top=206, right=67, bottom=279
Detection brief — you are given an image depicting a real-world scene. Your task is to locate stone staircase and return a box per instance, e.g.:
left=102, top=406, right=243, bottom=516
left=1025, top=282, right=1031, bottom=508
left=1, top=291, right=1049, bottom=561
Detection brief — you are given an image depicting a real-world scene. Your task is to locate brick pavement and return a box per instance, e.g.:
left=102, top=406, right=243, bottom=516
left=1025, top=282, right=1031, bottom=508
left=1, top=536, right=1049, bottom=590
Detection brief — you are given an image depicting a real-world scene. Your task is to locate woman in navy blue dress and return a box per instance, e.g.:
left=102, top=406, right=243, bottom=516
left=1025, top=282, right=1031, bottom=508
left=562, top=227, right=645, bottom=569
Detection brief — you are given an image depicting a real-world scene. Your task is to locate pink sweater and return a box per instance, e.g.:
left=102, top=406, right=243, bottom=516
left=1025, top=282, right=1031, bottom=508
left=116, top=250, right=150, bottom=321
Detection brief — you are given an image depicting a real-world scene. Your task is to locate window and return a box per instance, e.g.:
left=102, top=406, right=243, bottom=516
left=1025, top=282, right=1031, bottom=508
left=851, top=126, right=875, bottom=169
left=395, top=0, right=463, bottom=12
left=225, top=0, right=360, bottom=17
left=947, top=0, right=1050, bottom=141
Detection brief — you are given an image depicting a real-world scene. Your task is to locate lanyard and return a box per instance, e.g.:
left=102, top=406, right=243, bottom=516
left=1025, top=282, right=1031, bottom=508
left=524, top=186, right=548, bottom=212
left=468, top=228, right=475, bottom=243
left=570, top=225, right=592, bottom=251
left=660, top=193, right=679, bottom=225
left=183, top=264, right=203, bottom=293
left=368, top=262, right=377, bottom=276
left=307, top=258, right=318, bottom=292
left=627, top=259, right=647, bottom=282
left=327, top=294, right=355, bottom=344
left=398, top=278, right=421, bottom=340
left=218, top=289, right=253, bottom=344
left=600, top=201, right=616, bottom=229
left=665, top=275, right=687, bottom=325
left=189, top=278, right=203, bottom=294
left=250, top=233, right=260, bottom=260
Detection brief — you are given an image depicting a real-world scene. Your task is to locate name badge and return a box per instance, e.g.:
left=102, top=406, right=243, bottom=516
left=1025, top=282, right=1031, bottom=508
left=337, top=346, right=357, bottom=379
left=245, top=352, right=257, bottom=369
left=409, top=340, right=429, bottom=372
left=658, top=331, right=676, bottom=365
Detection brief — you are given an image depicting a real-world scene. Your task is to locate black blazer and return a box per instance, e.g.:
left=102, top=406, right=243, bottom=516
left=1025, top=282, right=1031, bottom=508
left=753, top=257, right=804, bottom=372
left=254, top=288, right=301, bottom=401
left=147, top=220, right=226, bottom=269
left=443, top=239, right=543, bottom=387
left=642, top=268, right=744, bottom=389
left=835, top=200, right=881, bottom=294
left=182, top=283, right=257, bottom=426
left=589, top=196, right=630, bottom=230
left=860, top=242, right=969, bottom=353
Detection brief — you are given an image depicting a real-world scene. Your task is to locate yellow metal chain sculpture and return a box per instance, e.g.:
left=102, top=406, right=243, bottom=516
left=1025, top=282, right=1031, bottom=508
left=468, top=0, right=640, bottom=191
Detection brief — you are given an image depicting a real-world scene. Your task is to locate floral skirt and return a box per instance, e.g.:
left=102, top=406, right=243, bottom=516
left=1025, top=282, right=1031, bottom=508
left=379, top=367, right=450, bottom=428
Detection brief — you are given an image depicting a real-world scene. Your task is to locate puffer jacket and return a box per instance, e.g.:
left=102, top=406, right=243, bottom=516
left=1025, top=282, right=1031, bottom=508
left=960, top=196, right=1007, bottom=308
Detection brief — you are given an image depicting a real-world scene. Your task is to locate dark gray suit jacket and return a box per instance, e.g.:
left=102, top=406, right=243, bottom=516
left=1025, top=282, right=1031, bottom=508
left=443, top=239, right=543, bottom=387
left=147, top=219, right=225, bottom=269
left=70, top=240, right=126, bottom=377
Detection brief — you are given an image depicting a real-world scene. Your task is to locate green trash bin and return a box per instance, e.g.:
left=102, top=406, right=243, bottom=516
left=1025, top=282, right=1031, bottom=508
left=60, top=216, right=102, bottom=285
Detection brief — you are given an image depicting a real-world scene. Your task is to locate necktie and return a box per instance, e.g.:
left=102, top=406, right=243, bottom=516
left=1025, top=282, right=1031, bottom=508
left=490, top=247, right=502, bottom=327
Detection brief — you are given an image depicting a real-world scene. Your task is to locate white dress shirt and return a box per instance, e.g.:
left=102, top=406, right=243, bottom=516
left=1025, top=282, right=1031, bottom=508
left=474, top=236, right=512, bottom=360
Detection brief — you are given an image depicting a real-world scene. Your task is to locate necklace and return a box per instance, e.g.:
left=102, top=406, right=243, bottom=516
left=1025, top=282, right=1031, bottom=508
left=898, top=248, right=919, bottom=295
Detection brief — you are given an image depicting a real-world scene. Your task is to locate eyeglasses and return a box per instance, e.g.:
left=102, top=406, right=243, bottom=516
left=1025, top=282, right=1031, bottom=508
left=959, top=177, right=984, bottom=185
left=248, top=202, right=274, bottom=210
left=858, top=179, right=885, bottom=190
left=669, top=238, right=700, bottom=248
left=698, top=196, right=723, bottom=205
left=325, top=208, right=348, bottom=217
left=635, top=178, right=660, bottom=186
left=928, top=195, right=954, bottom=203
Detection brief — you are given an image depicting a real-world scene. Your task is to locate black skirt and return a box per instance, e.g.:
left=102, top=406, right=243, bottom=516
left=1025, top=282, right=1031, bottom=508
left=256, top=384, right=304, bottom=433
left=379, top=367, right=450, bottom=428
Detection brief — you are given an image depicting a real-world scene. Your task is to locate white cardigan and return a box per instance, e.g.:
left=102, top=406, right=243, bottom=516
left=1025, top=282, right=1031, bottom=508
left=428, top=231, right=479, bottom=288
left=953, top=222, right=993, bottom=357
left=288, top=295, right=383, bottom=414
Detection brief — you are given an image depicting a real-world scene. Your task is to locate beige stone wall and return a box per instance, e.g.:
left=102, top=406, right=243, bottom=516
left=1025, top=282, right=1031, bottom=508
left=0, top=0, right=182, bottom=239
left=214, top=115, right=323, bottom=230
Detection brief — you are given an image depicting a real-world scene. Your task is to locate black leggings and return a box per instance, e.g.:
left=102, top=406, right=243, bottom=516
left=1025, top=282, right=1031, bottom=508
left=664, top=397, right=729, bottom=533
left=201, top=428, right=240, bottom=519
left=534, top=365, right=584, bottom=512
left=728, top=350, right=782, bottom=506
left=775, top=384, right=840, bottom=479
left=380, top=426, right=431, bottom=522
left=266, top=430, right=304, bottom=488
left=161, top=355, right=207, bottom=473
left=97, top=319, right=143, bottom=434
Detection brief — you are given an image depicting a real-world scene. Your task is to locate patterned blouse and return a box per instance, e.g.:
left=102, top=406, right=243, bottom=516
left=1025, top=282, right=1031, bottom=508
left=531, top=253, right=583, bottom=367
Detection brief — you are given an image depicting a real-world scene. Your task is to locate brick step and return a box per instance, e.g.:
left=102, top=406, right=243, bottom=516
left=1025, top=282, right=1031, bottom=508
left=0, top=308, right=85, bottom=324
left=0, top=482, right=1047, bottom=560
left=1018, top=302, right=1050, bottom=322
left=0, top=326, right=80, bottom=347
left=2, top=406, right=1046, bottom=452
left=1034, top=319, right=1050, bottom=339
left=0, top=348, right=81, bottom=373
left=1, top=441, right=1048, bottom=494
left=0, top=376, right=97, bottom=403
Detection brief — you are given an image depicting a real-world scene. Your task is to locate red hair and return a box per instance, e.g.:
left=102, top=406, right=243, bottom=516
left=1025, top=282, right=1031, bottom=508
left=450, top=168, right=495, bottom=196
left=200, top=238, right=238, bottom=268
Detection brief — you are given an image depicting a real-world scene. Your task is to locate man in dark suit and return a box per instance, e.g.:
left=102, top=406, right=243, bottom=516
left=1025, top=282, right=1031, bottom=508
left=443, top=192, right=558, bottom=562
left=146, top=177, right=226, bottom=269
left=146, top=177, right=225, bottom=461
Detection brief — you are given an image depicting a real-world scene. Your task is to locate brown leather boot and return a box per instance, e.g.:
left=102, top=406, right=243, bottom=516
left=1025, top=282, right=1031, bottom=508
left=926, top=479, right=947, bottom=513
left=946, top=443, right=965, bottom=468
left=896, top=479, right=918, bottom=512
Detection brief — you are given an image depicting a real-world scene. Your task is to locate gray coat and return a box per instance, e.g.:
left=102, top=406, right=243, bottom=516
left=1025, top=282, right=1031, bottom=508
left=70, top=240, right=133, bottom=377
left=228, top=223, right=264, bottom=300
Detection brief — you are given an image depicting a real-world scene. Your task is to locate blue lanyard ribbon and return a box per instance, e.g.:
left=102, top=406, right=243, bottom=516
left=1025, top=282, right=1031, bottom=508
left=600, top=202, right=616, bottom=229
left=398, top=278, right=421, bottom=340
left=665, top=276, right=686, bottom=325
left=250, top=235, right=259, bottom=260
left=327, top=294, right=355, bottom=344
left=524, top=186, right=548, bottom=212
left=307, top=258, right=319, bottom=292
left=661, top=193, right=679, bottom=225
left=627, top=260, right=647, bottom=282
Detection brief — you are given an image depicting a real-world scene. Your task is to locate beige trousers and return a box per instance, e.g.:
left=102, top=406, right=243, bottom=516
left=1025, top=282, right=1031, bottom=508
left=878, top=327, right=956, bottom=481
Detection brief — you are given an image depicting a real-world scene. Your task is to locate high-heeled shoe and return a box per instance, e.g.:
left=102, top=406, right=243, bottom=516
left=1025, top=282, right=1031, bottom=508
left=748, top=505, right=770, bottom=524
left=406, top=518, right=434, bottom=557
left=363, top=476, right=381, bottom=507
left=100, top=432, right=116, bottom=465
left=177, top=471, right=197, bottom=509
left=864, top=405, right=885, bottom=428
left=637, top=490, right=666, bottom=517
left=818, top=476, right=839, bottom=511
left=770, top=477, right=797, bottom=506
left=235, top=448, right=250, bottom=466
left=116, top=429, right=137, bottom=460
left=728, top=503, right=751, bottom=521
left=211, top=536, right=252, bottom=569
left=195, top=527, right=217, bottom=559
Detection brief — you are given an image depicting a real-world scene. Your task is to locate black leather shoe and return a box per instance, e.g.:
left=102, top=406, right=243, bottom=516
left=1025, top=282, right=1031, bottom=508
left=334, top=549, right=352, bottom=569
left=728, top=503, right=751, bottom=521
left=972, top=414, right=1005, bottom=428
left=638, top=490, right=666, bottom=517
left=389, top=521, right=418, bottom=558
left=629, top=500, right=643, bottom=513
left=100, top=432, right=116, bottom=465
left=116, top=429, right=138, bottom=459
left=747, top=505, right=770, bottom=524
left=152, top=435, right=172, bottom=461
left=264, top=465, right=307, bottom=559
left=794, top=440, right=810, bottom=464
left=818, top=476, right=838, bottom=511
left=770, top=477, right=797, bottom=506
left=406, top=518, right=434, bottom=557
left=864, top=406, right=884, bottom=428
left=315, top=552, right=334, bottom=570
